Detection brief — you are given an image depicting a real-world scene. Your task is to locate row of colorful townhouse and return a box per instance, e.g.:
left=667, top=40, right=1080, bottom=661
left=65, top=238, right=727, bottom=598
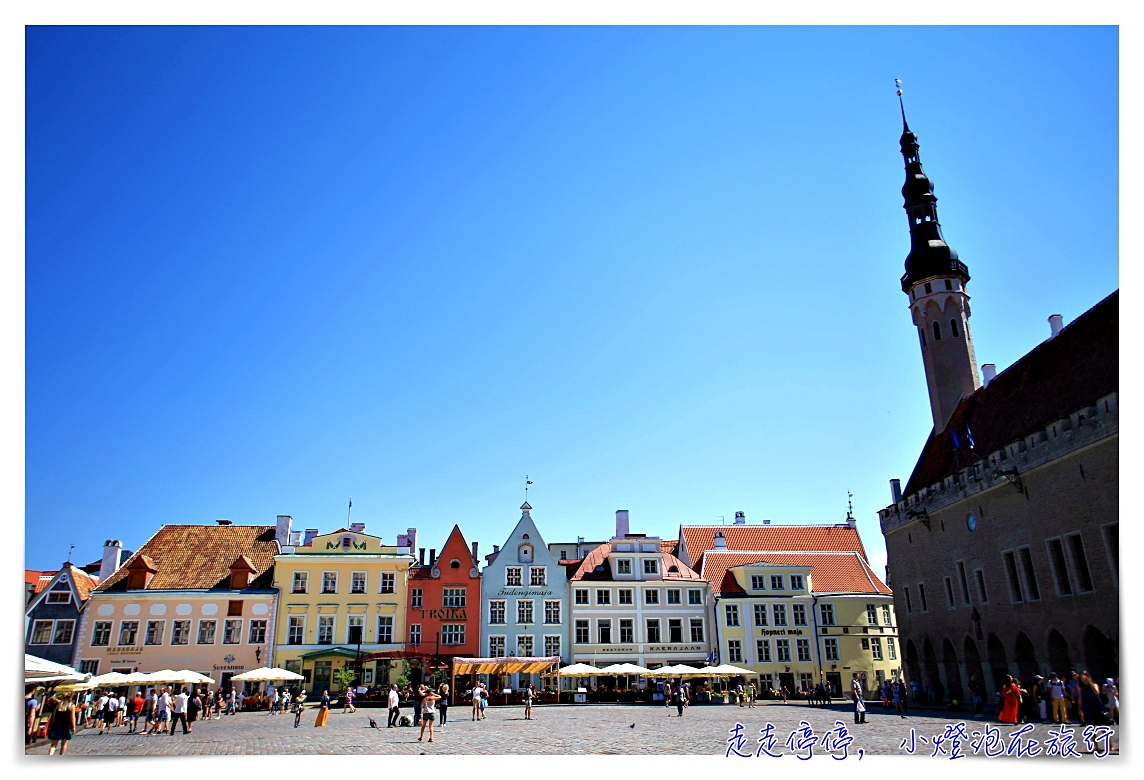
left=29, top=504, right=901, bottom=697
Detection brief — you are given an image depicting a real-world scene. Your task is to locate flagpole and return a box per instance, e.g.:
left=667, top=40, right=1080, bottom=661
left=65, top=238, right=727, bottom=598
left=347, top=497, right=353, bottom=526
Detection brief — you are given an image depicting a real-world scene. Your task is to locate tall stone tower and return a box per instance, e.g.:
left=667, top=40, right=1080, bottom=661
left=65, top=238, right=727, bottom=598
left=898, top=102, right=980, bottom=432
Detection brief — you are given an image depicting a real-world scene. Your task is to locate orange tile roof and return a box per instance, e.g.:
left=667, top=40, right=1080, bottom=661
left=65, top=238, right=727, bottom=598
left=96, top=525, right=279, bottom=592
left=659, top=539, right=677, bottom=555
left=700, top=550, right=891, bottom=596
left=679, top=524, right=869, bottom=570
left=65, top=563, right=100, bottom=602
left=568, top=544, right=701, bottom=581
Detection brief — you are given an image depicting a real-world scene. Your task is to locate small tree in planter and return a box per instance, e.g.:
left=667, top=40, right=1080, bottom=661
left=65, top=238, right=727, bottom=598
left=334, top=665, right=358, bottom=694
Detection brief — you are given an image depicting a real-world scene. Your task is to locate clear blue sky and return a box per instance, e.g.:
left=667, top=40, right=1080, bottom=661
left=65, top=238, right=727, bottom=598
left=26, top=26, right=1118, bottom=574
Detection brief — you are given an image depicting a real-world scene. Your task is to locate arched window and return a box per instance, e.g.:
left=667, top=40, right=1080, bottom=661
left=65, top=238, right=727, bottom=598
left=950, top=319, right=959, bottom=338
left=920, top=327, right=926, bottom=346
left=932, top=321, right=942, bottom=341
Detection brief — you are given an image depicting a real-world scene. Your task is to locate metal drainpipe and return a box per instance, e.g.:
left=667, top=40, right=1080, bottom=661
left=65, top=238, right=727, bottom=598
left=811, top=594, right=824, bottom=688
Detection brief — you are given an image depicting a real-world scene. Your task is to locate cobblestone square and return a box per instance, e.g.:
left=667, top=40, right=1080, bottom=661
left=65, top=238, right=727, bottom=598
left=25, top=701, right=1119, bottom=758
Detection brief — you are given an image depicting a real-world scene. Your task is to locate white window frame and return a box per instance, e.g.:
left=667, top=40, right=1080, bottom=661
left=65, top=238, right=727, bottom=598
left=690, top=618, right=704, bottom=643
left=30, top=620, right=53, bottom=645
left=666, top=588, right=681, bottom=604
left=223, top=618, right=243, bottom=645
left=688, top=589, right=702, bottom=605
left=544, top=635, right=561, bottom=658
left=489, top=635, right=506, bottom=657
left=790, top=574, right=805, bottom=591
left=725, top=603, right=740, bottom=627
left=321, top=571, right=338, bottom=594
left=597, top=619, right=612, bottom=644
left=616, top=559, right=632, bottom=575
left=618, top=588, right=633, bottom=605
left=819, top=602, right=836, bottom=626
left=47, top=591, right=72, bottom=604
left=823, top=637, right=840, bottom=661
left=317, top=615, right=335, bottom=645
left=754, top=603, right=769, bottom=627
left=619, top=618, right=634, bottom=644
left=596, top=589, right=611, bottom=605
left=345, top=615, right=364, bottom=644
left=770, top=575, right=785, bottom=590
left=757, top=638, right=772, bottom=662
left=796, top=638, right=811, bottom=662
left=144, top=619, right=165, bottom=646
left=530, top=566, right=547, bottom=586
left=887, top=637, right=897, bottom=660
left=644, top=589, right=659, bottom=605
left=376, top=615, right=394, bottom=644
left=441, top=624, right=465, bottom=645
left=91, top=620, right=112, bottom=647
left=750, top=575, right=767, bottom=591
left=544, top=600, right=561, bottom=625
left=489, top=600, right=507, bottom=624
left=772, top=603, right=787, bottom=627
left=411, top=588, right=423, bottom=608
left=248, top=619, right=267, bottom=644
left=118, top=620, right=139, bottom=646
left=574, top=588, right=589, bottom=605
left=286, top=616, right=305, bottom=645
left=409, top=623, right=422, bottom=646
left=775, top=638, right=791, bottom=663
left=516, top=634, right=534, bottom=656
left=292, top=571, right=308, bottom=594
left=792, top=603, right=807, bottom=626
left=517, top=599, right=534, bottom=625
left=505, top=567, right=523, bottom=586
left=196, top=619, right=216, bottom=645
left=380, top=572, right=396, bottom=594
left=727, top=639, right=743, bottom=663
left=871, top=637, right=883, bottom=660
left=350, top=571, right=367, bottom=594
left=52, top=619, right=75, bottom=645
left=442, top=588, right=466, bottom=608
left=643, top=558, right=659, bottom=575
left=574, top=620, right=590, bottom=644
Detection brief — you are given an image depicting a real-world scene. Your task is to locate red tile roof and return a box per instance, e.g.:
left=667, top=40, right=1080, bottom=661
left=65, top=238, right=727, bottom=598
left=66, top=563, right=100, bottom=602
left=679, top=524, right=869, bottom=571
left=97, top=525, right=279, bottom=592
left=701, top=550, right=891, bottom=596
left=904, top=290, right=1118, bottom=496
left=568, top=544, right=701, bottom=581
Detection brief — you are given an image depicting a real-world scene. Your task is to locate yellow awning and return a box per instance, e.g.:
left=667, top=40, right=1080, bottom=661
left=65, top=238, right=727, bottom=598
left=451, top=656, right=561, bottom=675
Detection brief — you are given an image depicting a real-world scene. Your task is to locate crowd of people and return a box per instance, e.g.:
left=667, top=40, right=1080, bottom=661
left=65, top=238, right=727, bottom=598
left=997, top=671, right=1119, bottom=726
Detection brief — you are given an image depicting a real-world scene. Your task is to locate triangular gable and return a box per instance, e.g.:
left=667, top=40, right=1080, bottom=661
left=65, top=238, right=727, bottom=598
left=25, top=565, right=88, bottom=616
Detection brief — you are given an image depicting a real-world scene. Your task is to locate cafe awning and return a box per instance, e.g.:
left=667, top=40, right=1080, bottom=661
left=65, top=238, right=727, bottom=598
left=451, top=656, right=561, bottom=675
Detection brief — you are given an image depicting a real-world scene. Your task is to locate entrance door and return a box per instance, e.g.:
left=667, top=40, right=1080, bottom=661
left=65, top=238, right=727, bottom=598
left=826, top=672, right=842, bottom=697
left=313, top=661, right=332, bottom=694
left=220, top=671, right=235, bottom=693
left=778, top=673, right=795, bottom=693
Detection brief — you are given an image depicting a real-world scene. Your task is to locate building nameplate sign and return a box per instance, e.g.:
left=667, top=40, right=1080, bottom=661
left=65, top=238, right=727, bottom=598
left=757, top=628, right=805, bottom=637
left=417, top=609, right=467, bottom=620
left=496, top=588, right=555, bottom=597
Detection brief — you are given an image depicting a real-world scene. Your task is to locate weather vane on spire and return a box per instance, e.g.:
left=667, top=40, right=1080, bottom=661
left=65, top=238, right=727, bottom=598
left=847, top=490, right=854, bottom=520
left=525, top=475, right=533, bottom=502
left=895, top=78, right=908, bottom=127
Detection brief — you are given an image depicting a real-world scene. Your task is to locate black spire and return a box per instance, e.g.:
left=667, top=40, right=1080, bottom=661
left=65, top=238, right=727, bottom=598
left=897, top=92, right=968, bottom=293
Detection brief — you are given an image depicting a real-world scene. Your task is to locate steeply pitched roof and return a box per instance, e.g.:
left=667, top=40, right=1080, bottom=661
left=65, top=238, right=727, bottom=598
left=66, top=563, right=100, bottom=602
left=568, top=543, right=702, bottom=582
left=96, top=525, right=278, bottom=592
left=701, top=550, right=891, bottom=596
left=679, top=524, right=869, bottom=571
left=904, top=290, right=1118, bottom=496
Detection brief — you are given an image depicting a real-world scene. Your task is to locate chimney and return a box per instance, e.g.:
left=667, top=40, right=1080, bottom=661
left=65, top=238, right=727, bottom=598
left=276, top=515, right=293, bottom=546
left=100, top=540, right=123, bottom=581
left=493, top=544, right=500, bottom=554
left=846, top=513, right=857, bottom=529
left=733, top=511, right=746, bottom=525
left=471, top=541, right=479, bottom=564
left=228, top=555, right=256, bottom=589
left=890, top=479, right=902, bottom=504
left=406, top=528, right=418, bottom=554
left=419, top=548, right=426, bottom=566
left=713, top=530, right=727, bottom=549
left=1049, top=314, right=1064, bottom=338
left=762, top=518, right=771, bottom=525
left=288, top=531, right=302, bottom=546
left=615, top=510, right=630, bottom=538
left=349, top=522, right=365, bottom=534
left=216, top=519, right=232, bottom=526
left=303, top=529, right=319, bottom=546
left=981, top=363, right=996, bottom=387
left=429, top=548, right=437, bottom=566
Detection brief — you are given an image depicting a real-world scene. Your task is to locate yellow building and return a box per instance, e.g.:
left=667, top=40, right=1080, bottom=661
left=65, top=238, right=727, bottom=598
left=272, top=524, right=415, bottom=694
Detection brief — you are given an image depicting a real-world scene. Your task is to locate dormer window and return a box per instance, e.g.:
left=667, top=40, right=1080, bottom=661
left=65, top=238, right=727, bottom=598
left=770, top=575, right=785, bottom=590
left=616, top=559, right=632, bottom=575
left=750, top=575, right=767, bottom=591
left=790, top=575, right=805, bottom=591
left=643, top=559, right=659, bottom=575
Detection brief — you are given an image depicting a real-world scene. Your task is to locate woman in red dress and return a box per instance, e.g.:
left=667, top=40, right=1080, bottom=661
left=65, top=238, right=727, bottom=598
left=998, top=675, right=1022, bottom=724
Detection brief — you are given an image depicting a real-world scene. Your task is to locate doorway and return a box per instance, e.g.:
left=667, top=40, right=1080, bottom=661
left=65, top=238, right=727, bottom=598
left=825, top=672, right=842, bottom=698
left=778, top=673, right=795, bottom=693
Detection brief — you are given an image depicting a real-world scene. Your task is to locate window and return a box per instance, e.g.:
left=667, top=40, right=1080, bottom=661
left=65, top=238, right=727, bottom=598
left=882, top=604, right=892, bottom=626
left=918, top=583, right=929, bottom=612
left=489, top=636, right=505, bottom=657
left=770, top=575, right=785, bottom=590
left=727, top=639, right=743, bottom=663
left=47, top=591, right=71, bottom=604
left=776, top=638, right=791, bottom=663
left=950, top=319, right=960, bottom=337
left=222, top=618, right=241, bottom=644
left=442, top=588, right=466, bottom=608
left=228, top=600, right=243, bottom=616
left=442, top=624, right=465, bottom=645
left=619, top=589, right=633, bottom=605
left=380, top=573, right=396, bottom=594
left=690, top=618, right=704, bottom=642
left=819, top=603, right=835, bottom=626
left=1003, top=552, right=1024, bottom=602
left=321, top=572, right=337, bottom=594
left=796, top=638, right=812, bottom=662
left=596, top=589, right=611, bottom=605
left=945, top=577, right=956, bottom=608
left=597, top=619, right=612, bottom=644
left=667, top=589, right=681, bottom=605
left=411, top=588, right=423, bottom=608
left=544, top=600, right=561, bottom=624
left=904, top=587, right=912, bottom=614
left=773, top=604, right=787, bottom=626
left=866, top=604, right=879, bottom=624
left=292, top=571, right=308, bottom=594
left=792, top=603, right=807, bottom=626
left=644, top=589, right=659, bottom=605
left=518, top=545, right=533, bottom=563
left=1018, top=547, right=1041, bottom=600
left=517, top=599, right=534, bottom=624
left=887, top=637, right=897, bottom=660
left=119, top=620, right=139, bottom=646
left=790, top=575, right=805, bottom=591
left=799, top=672, right=815, bottom=691
left=976, top=569, right=989, bottom=603
left=757, top=638, right=772, bottom=662
left=410, top=624, right=422, bottom=645
left=644, top=558, right=659, bottom=575
left=668, top=618, right=683, bottom=643
left=517, top=635, right=534, bottom=656
left=646, top=619, right=661, bottom=643
left=489, top=600, right=506, bottom=624
left=861, top=638, right=870, bottom=649
left=248, top=620, right=267, bottom=644
left=171, top=620, right=191, bottom=645
left=617, top=559, right=632, bottom=574
left=620, top=619, right=634, bottom=643
left=346, top=616, right=363, bottom=644
left=530, top=566, right=547, bottom=586
left=351, top=572, right=366, bottom=594
left=754, top=603, right=769, bottom=626
left=725, top=604, right=740, bottom=627
left=574, top=589, right=588, bottom=605
left=1103, top=523, right=1119, bottom=582
left=932, top=321, right=942, bottom=341
left=544, top=635, right=561, bottom=657
left=871, top=637, right=883, bottom=660
left=751, top=575, right=766, bottom=591
left=823, top=637, right=840, bottom=661
left=287, top=616, right=304, bottom=645
left=924, top=282, right=932, bottom=294
left=575, top=620, right=590, bottom=644
left=79, top=660, right=99, bottom=676
left=144, top=620, right=165, bottom=646
left=377, top=616, right=394, bottom=644
left=1066, top=533, right=1094, bottom=592
left=197, top=620, right=216, bottom=645
left=505, top=567, right=522, bottom=586
left=1048, top=539, right=1073, bottom=596
left=30, top=620, right=53, bottom=644
left=688, top=589, right=702, bottom=605
left=317, top=616, right=334, bottom=644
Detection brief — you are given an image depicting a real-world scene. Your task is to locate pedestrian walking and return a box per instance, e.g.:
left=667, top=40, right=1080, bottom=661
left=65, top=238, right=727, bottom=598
left=1102, top=678, right=1119, bottom=724
left=187, top=690, right=201, bottom=733
left=293, top=690, right=307, bottom=728
left=851, top=674, right=867, bottom=724
left=998, top=675, right=1021, bottom=725
left=169, top=687, right=190, bottom=735
left=480, top=684, right=488, bottom=718
left=413, top=685, right=425, bottom=725
left=437, top=682, right=450, bottom=726
left=524, top=683, right=535, bottom=720
left=314, top=690, right=330, bottom=727
left=418, top=687, right=441, bottom=743
left=104, top=691, right=120, bottom=733
left=748, top=683, right=757, bottom=708
left=116, top=694, right=127, bottom=727
left=664, top=682, right=673, bottom=711
left=1047, top=673, right=1068, bottom=723
left=343, top=687, right=355, bottom=714
left=46, top=694, right=76, bottom=755
left=129, top=690, right=145, bottom=733
left=470, top=683, right=482, bottom=721
left=1032, top=676, right=1047, bottom=722
left=671, top=682, right=685, bottom=717
left=26, top=686, right=41, bottom=745
left=387, top=684, right=401, bottom=727
left=1077, top=671, right=1108, bottom=725
left=269, top=685, right=280, bottom=715
left=892, top=680, right=906, bottom=718
left=280, top=689, right=290, bottom=716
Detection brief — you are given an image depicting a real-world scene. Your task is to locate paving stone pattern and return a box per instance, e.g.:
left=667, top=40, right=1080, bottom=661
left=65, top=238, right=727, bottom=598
left=26, top=702, right=1119, bottom=758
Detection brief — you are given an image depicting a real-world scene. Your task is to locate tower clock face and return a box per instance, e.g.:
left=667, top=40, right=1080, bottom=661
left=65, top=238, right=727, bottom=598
left=966, top=514, right=977, bottom=532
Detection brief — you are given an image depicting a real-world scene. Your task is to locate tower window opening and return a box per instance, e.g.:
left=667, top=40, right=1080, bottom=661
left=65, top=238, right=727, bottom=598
left=950, top=319, right=959, bottom=337
left=920, top=328, right=926, bottom=346
left=932, top=321, right=942, bottom=341
left=945, top=280, right=953, bottom=290
left=915, top=217, right=922, bottom=225
left=924, top=282, right=932, bottom=295
left=924, top=215, right=931, bottom=221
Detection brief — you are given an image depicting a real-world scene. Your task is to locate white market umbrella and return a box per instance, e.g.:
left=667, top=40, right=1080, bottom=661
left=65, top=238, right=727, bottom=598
left=89, top=671, right=132, bottom=687
left=557, top=663, right=603, bottom=677
left=25, top=654, right=87, bottom=683
left=700, top=663, right=755, bottom=676
left=654, top=664, right=704, bottom=677
left=138, top=669, right=182, bottom=683
left=231, top=667, right=304, bottom=682
left=598, top=663, right=651, bottom=676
